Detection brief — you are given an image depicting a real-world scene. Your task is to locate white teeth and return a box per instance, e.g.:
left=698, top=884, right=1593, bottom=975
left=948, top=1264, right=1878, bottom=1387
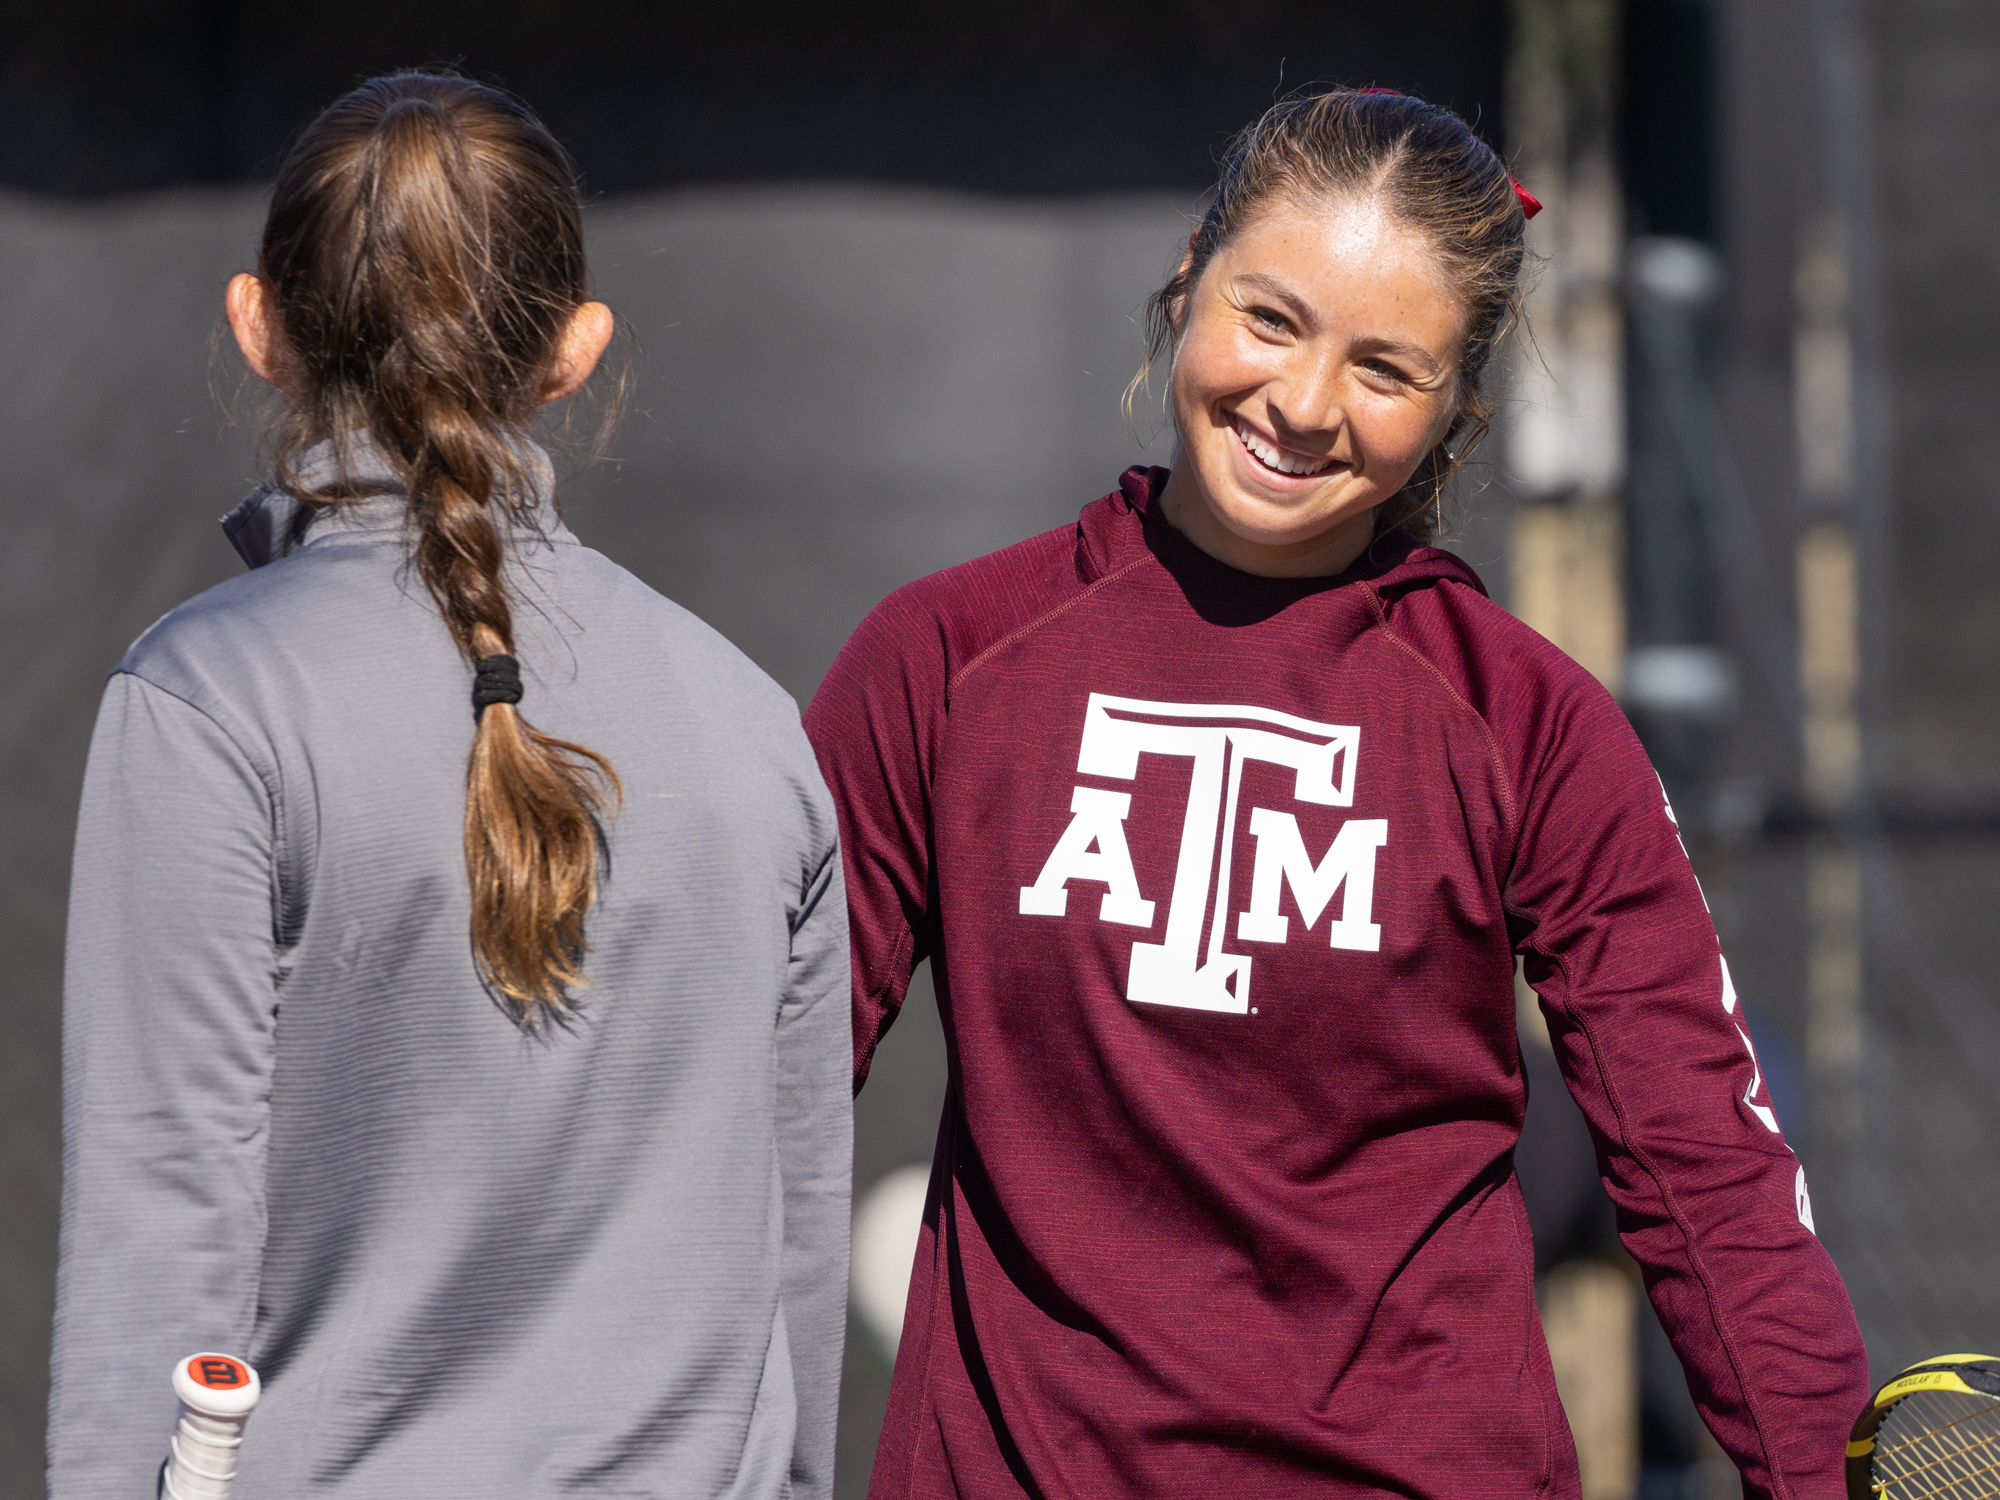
left=1234, top=418, right=1331, bottom=476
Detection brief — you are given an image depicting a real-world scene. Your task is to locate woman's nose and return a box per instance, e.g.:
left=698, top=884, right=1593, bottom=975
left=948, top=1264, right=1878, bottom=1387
left=1267, top=351, right=1347, bottom=440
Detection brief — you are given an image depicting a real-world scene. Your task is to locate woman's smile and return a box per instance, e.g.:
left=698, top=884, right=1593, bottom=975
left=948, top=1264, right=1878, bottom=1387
left=1230, top=412, right=1341, bottom=480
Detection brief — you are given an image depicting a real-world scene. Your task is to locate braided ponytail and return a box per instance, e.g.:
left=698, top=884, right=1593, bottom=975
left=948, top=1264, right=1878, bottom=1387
left=256, top=72, right=620, bottom=1024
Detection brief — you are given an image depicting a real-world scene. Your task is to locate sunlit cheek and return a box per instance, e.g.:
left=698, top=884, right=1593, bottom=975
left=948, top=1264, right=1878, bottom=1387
left=1177, top=326, right=1282, bottom=416
left=1354, top=391, right=1443, bottom=480
left=1226, top=334, right=1305, bottom=395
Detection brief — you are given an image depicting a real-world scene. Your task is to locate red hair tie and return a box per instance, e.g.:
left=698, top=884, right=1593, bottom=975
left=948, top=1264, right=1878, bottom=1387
left=1355, top=87, right=1543, bottom=220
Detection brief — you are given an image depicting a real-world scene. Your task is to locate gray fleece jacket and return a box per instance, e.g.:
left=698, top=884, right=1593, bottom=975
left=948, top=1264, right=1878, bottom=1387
left=49, top=445, right=851, bottom=1498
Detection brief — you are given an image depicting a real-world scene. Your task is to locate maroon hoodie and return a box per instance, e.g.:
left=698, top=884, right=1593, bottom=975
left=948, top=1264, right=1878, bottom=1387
left=805, top=468, right=1867, bottom=1499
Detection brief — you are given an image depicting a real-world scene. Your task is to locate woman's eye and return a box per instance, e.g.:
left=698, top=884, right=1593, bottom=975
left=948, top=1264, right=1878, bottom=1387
left=1362, top=359, right=1409, bottom=383
left=1249, top=306, right=1289, bottom=332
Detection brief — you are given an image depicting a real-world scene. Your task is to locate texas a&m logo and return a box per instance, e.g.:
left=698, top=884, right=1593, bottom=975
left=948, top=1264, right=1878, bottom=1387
left=1018, top=693, right=1388, bottom=1015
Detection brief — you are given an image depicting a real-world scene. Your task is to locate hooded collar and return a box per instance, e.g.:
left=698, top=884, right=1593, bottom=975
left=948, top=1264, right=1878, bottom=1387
left=221, top=434, right=570, bottom=570
left=1093, top=465, right=1488, bottom=605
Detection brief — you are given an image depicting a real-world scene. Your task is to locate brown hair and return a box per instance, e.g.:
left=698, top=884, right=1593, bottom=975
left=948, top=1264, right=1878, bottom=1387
left=1131, top=88, right=1529, bottom=543
left=256, top=71, right=620, bottom=1024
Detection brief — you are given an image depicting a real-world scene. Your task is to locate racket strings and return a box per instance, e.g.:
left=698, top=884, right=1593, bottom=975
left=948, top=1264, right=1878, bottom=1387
left=1875, top=1443, right=2000, bottom=1499
left=1872, top=1392, right=2000, bottom=1498
left=1875, top=1435, right=2000, bottom=1498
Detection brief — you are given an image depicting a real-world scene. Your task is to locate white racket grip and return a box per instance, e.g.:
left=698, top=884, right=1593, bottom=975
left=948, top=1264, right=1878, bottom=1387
left=164, top=1355, right=260, bottom=1500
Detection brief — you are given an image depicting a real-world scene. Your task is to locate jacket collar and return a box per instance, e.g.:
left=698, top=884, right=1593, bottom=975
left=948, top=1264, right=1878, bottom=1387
left=1088, top=465, right=1489, bottom=602
left=221, top=434, right=570, bottom=570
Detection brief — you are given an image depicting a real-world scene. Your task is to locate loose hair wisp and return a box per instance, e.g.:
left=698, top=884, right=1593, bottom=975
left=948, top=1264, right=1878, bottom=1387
left=1130, top=88, right=1530, bottom=543
left=257, top=72, right=620, bottom=1025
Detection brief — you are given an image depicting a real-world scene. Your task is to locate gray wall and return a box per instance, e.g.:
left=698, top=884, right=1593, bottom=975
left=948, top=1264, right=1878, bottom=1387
left=3, top=187, right=269, bottom=1489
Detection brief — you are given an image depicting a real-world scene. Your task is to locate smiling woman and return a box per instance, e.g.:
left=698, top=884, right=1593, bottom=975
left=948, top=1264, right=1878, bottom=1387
left=1159, top=198, right=1470, bottom=575
left=806, top=87, right=1867, bottom=1500
left=1138, top=89, right=1524, bottom=576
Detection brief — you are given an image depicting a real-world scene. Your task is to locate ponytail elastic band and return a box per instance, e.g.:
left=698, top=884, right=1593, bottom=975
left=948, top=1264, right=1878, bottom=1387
left=473, top=655, right=523, bottom=713
left=1355, top=87, right=1542, bottom=219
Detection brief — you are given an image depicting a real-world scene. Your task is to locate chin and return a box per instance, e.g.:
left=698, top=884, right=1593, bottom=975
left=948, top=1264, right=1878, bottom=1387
left=1213, top=502, right=1325, bottom=550
left=1209, top=474, right=1357, bottom=545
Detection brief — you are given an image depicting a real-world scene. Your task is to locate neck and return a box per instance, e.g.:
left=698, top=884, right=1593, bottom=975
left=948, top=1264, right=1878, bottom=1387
left=1156, top=465, right=1380, bottom=579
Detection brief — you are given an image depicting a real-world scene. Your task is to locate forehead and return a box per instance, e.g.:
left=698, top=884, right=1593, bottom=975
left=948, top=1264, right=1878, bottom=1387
left=1214, top=194, right=1463, bottom=332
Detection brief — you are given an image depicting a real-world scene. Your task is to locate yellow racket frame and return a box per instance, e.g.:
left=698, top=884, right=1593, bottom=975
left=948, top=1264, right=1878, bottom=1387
left=1847, top=1354, right=2000, bottom=1499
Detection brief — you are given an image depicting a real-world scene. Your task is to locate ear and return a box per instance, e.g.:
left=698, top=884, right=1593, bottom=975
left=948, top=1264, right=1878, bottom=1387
left=226, top=274, right=291, bottom=393
left=539, top=301, right=615, bottom=404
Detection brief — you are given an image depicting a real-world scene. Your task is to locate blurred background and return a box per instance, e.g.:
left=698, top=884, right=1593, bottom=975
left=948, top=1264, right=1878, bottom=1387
left=3, top=2, right=1996, bottom=1497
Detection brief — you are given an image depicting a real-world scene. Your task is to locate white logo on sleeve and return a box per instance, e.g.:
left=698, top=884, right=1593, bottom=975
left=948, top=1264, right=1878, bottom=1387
left=1732, top=1024, right=1783, bottom=1137
left=1718, top=954, right=1781, bottom=1135
left=1019, top=692, right=1388, bottom=1014
left=1715, top=950, right=1818, bottom=1234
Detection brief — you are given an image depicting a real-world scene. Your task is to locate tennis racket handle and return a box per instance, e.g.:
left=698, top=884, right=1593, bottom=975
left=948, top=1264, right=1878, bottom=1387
left=163, top=1355, right=260, bottom=1500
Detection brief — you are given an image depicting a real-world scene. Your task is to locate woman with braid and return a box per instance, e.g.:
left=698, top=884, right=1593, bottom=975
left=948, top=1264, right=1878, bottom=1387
left=50, top=73, right=850, bottom=1498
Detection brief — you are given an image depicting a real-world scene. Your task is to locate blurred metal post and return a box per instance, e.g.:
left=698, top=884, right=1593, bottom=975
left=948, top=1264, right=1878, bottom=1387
left=1504, top=0, right=1625, bottom=691
left=1503, top=6, right=1638, bottom=1497
left=1796, top=0, right=1883, bottom=1186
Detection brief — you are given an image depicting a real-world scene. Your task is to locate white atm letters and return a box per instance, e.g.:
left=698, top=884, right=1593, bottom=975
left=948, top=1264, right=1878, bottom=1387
left=1019, top=693, right=1390, bottom=1014
left=1238, top=810, right=1389, bottom=951
left=1019, top=788, right=1155, bottom=926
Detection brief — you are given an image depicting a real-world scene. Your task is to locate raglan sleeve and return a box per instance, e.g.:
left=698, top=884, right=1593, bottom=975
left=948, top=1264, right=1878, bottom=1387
left=48, top=671, right=280, bottom=1499
left=801, top=586, right=947, bottom=1090
left=1504, top=670, right=1869, bottom=1499
left=775, top=782, right=853, bottom=1500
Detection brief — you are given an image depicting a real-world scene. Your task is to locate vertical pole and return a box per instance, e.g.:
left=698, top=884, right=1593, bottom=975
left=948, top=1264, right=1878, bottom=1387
left=1506, top=5, right=1636, bottom=1497
left=1503, top=0, right=1626, bottom=691
left=1798, top=0, right=1881, bottom=1190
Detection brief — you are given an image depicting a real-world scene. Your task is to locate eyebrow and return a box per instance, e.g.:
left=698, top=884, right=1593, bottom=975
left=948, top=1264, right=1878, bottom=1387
left=1230, top=270, right=1449, bottom=378
left=1232, top=271, right=1316, bottom=329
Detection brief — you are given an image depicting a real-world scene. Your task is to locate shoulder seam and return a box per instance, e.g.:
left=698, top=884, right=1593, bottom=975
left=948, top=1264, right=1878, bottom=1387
left=1365, top=593, right=1523, bottom=850
left=111, top=668, right=289, bottom=950
left=113, top=668, right=280, bottom=806
left=946, top=555, right=1152, bottom=701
